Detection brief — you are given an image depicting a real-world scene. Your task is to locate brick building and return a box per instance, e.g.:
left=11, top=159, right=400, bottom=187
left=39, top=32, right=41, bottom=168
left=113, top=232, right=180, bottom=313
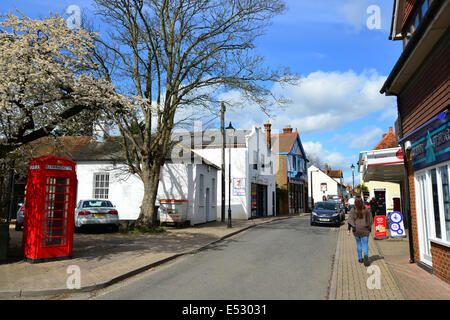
left=381, top=0, right=449, bottom=283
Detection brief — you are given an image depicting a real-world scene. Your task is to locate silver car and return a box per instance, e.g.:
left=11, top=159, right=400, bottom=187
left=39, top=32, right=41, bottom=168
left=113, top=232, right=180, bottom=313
left=15, top=204, right=25, bottom=231
left=75, top=199, right=120, bottom=231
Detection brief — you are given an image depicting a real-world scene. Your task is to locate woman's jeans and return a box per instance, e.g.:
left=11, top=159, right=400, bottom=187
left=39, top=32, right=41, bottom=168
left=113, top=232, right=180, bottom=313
left=355, top=236, right=369, bottom=260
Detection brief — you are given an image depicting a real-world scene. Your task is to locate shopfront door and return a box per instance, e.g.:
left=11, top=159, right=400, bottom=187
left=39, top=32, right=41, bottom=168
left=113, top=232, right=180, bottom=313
left=416, top=173, right=433, bottom=266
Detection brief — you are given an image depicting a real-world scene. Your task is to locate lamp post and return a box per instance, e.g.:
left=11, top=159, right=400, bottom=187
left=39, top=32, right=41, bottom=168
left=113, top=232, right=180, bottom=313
left=310, top=168, right=319, bottom=210
left=226, top=121, right=235, bottom=228
left=351, top=164, right=355, bottom=195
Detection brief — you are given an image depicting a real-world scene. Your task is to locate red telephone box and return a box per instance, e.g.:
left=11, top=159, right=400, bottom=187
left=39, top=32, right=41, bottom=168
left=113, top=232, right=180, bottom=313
left=22, top=156, right=77, bottom=263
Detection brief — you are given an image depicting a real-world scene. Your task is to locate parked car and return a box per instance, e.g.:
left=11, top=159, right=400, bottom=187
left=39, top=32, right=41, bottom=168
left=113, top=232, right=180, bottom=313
left=75, top=199, right=120, bottom=231
left=327, top=195, right=342, bottom=203
left=310, top=201, right=341, bottom=227
left=15, top=205, right=25, bottom=231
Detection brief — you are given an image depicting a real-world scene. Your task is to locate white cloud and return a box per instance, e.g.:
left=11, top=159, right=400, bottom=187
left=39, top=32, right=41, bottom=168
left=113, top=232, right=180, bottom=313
left=331, top=126, right=384, bottom=149
left=303, top=141, right=351, bottom=170
left=223, top=69, right=396, bottom=133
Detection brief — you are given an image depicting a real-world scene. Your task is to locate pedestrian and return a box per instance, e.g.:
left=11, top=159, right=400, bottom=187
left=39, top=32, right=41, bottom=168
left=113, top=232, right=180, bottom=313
left=369, top=197, right=377, bottom=218
left=347, top=197, right=373, bottom=266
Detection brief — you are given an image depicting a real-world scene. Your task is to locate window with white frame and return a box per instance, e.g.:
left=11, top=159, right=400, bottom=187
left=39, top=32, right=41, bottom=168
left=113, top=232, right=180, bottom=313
left=93, top=173, right=109, bottom=199
left=417, top=162, right=450, bottom=245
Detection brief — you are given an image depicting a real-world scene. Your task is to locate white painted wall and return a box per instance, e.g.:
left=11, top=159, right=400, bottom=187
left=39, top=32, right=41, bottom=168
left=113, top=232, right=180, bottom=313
left=193, top=126, right=276, bottom=220
left=75, top=161, right=218, bottom=225
left=308, top=165, right=343, bottom=203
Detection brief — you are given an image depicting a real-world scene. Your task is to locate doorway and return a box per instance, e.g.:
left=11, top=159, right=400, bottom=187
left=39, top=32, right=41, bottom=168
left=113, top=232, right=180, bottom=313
left=416, top=173, right=433, bottom=266
left=374, top=190, right=386, bottom=216
left=205, top=188, right=210, bottom=222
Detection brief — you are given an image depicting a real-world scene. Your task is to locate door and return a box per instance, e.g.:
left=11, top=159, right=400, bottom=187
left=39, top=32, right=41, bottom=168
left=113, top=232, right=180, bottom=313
left=416, top=173, right=433, bottom=266
left=374, top=190, right=386, bottom=216
left=43, top=176, right=70, bottom=247
left=205, top=188, right=210, bottom=222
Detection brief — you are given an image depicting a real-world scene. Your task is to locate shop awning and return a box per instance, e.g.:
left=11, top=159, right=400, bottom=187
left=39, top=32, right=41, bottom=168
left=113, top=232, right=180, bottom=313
left=359, top=147, right=405, bottom=183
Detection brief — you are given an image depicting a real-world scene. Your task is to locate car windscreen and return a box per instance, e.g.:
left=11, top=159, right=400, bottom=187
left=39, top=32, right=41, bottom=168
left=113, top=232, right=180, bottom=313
left=82, top=200, right=114, bottom=208
left=314, top=203, right=337, bottom=210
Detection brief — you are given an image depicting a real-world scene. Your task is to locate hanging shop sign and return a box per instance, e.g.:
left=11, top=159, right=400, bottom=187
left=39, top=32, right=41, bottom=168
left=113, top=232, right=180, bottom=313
left=410, top=111, right=450, bottom=171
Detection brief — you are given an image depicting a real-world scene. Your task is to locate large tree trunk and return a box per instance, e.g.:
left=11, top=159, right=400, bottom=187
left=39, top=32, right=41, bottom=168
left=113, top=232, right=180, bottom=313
left=135, top=160, right=162, bottom=229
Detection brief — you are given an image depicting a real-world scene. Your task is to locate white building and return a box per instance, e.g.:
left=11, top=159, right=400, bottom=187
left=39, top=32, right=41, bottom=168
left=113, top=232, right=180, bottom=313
left=70, top=139, right=219, bottom=225
left=308, top=164, right=346, bottom=205
left=174, top=126, right=276, bottom=220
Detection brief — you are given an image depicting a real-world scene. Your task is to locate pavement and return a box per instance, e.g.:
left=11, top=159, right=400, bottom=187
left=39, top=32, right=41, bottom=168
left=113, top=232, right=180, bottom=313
left=330, top=219, right=450, bottom=300
left=1, top=213, right=449, bottom=299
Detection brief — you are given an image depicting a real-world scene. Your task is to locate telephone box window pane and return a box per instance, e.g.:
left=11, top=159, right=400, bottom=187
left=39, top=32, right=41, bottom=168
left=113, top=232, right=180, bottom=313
left=46, top=238, right=63, bottom=246
left=43, top=176, right=69, bottom=247
left=47, top=219, right=64, bottom=229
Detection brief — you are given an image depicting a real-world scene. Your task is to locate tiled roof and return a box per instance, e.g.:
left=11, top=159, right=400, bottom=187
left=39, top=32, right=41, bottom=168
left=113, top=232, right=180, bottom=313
left=172, top=129, right=251, bottom=148
left=270, top=131, right=297, bottom=153
left=21, top=136, right=219, bottom=168
left=328, top=170, right=343, bottom=178
left=373, top=127, right=398, bottom=150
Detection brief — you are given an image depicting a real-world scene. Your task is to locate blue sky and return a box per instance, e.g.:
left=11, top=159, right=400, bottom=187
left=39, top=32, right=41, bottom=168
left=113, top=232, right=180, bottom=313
left=1, top=0, right=403, bottom=185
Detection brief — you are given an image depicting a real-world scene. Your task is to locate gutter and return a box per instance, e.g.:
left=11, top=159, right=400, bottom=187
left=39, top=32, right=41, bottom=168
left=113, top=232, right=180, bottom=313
left=381, top=0, right=444, bottom=95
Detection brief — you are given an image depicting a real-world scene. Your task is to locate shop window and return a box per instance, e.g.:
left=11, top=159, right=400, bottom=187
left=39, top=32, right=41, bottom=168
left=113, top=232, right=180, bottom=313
left=440, top=166, right=450, bottom=241
left=93, top=173, right=109, bottom=199
left=431, top=169, right=442, bottom=238
left=418, top=163, right=450, bottom=245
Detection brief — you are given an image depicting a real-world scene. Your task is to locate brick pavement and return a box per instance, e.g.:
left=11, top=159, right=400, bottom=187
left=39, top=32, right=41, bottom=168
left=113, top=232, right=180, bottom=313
left=332, top=223, right=405, bottom=300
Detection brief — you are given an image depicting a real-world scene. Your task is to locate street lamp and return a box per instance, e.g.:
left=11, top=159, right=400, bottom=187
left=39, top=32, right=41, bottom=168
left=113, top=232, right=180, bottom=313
left=226, top=121, right=235, bottom=228
left=351, top=164, right=355, bottom=194
left=310, top=168, right=319, bottom=210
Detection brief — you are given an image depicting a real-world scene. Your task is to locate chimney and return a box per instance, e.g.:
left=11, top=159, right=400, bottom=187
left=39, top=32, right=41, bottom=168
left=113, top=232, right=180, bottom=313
left=324, top=163, right=329, bottom=174
left=264, top=121, right=272, bottom=150
left=283, top=125, right=293, bottom=134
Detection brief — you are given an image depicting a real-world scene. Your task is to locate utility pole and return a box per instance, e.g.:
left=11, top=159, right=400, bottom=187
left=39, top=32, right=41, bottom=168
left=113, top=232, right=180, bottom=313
left=221, top=102, right=226, bottom=223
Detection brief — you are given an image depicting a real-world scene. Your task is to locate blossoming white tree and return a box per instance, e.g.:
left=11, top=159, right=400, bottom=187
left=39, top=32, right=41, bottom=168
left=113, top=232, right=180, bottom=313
left=0, top=13, right=131, bottom=159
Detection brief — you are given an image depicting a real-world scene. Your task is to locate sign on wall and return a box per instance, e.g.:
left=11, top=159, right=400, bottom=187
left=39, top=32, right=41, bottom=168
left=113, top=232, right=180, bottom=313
left=410, top=112, right=450, bottom=171
left=232, top=178, right=246, bottom=196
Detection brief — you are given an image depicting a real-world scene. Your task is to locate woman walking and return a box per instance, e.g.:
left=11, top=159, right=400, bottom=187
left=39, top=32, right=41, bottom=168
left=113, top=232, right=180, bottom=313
left=347, top=197, right=373, bottom=266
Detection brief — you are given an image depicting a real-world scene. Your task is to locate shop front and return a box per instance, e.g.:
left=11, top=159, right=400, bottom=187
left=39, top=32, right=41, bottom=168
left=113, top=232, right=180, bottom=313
left=403, top=111, right=450, bottom=270
left=288, top=180, right=305, bottom=214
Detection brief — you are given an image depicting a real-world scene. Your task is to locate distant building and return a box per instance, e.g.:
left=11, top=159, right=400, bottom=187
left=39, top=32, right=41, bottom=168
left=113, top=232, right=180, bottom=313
left=308, top=164, right=346, bottom=207
left=17, top=136, right=219, bottom=225
left=269, top=124, right=308, bottom=215
left=177, top=125, right=276, bottom=220
left=358, top=127, right=403, bottom=216
left=380, top=0, right=449, bottom=283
